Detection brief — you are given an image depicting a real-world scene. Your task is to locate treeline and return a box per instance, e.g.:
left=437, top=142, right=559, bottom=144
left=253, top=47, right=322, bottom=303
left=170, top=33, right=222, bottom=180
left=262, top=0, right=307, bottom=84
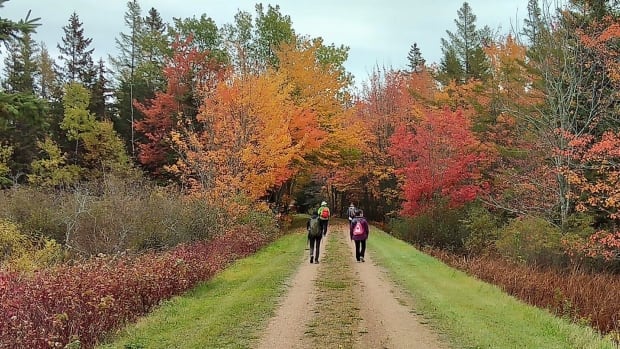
left=1, top=0, right=619, bottom=275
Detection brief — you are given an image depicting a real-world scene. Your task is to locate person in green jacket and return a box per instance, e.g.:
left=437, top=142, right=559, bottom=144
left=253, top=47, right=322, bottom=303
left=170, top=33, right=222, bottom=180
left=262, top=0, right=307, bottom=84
left=317, top=201, right=330, bottom=236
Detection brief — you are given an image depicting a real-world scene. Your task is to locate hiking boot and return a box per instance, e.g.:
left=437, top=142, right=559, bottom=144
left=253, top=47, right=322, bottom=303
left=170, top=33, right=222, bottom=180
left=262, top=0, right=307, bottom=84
left=314, top=259, right=319, bottom=264
left=310, top=256, right=314, bottom=263
left=360, top=257, right=365, bottom=262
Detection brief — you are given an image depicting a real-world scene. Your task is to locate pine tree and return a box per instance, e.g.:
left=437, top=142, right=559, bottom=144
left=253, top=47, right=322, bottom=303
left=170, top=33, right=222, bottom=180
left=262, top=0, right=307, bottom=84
left=90, top=58, right=110, bottom=120
left=439, top=1, right=490, bottom=83
left=2, top=32, right=38, bottom=93
left=0, top=0, right=39, bottom=50
left=406, top=42, right=425, bottom=73
left=56, top=12, right=96, bottom=87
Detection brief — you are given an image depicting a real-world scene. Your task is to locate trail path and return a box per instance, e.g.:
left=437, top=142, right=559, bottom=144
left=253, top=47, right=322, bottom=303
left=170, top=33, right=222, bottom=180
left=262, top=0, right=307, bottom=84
left=257, top=222, right=447, bottom=349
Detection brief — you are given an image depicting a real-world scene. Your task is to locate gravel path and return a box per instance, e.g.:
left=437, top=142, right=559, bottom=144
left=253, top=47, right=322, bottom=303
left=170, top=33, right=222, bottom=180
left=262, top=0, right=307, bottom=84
left=257, top=222, right=447, bottom=349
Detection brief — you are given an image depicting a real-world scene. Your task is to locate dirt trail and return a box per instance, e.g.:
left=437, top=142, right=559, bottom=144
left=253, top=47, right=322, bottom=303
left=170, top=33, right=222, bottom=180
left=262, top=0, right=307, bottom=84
left=256, top=222, right=447, bottom=349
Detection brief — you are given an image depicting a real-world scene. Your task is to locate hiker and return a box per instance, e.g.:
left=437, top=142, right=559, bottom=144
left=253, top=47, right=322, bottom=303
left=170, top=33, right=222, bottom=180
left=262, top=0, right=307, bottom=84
left=306, top=212, right=322, bottom=264
left=347, top=203, right=356, bottom=228
left=317, top=201, right=330, bottom=236
left=350, top=209, right=369, bottom=262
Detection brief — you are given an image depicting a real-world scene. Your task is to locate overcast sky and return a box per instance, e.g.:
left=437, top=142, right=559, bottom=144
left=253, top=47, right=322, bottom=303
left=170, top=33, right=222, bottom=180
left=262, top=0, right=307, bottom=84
left=2, top=0, right=529, bottom=87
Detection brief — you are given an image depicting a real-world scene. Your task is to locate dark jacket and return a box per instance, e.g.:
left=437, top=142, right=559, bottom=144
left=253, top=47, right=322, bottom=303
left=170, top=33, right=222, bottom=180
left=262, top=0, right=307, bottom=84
left=307, top=213, right=320, bottom=237
left=349, top=217, right=369, bottom=241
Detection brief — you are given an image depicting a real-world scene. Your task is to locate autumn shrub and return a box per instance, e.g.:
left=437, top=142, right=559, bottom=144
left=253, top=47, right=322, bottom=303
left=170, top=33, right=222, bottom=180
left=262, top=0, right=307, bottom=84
left=495, top=215, right=566, bottom=267
left=390, top=202, right=469, bottom=252
left=0, top=187, right=66, bottom=243
left=0, top=219, right=64, bottom=272
left=0, top=227, right=272, bottom=349
left=0, top=177, right=264, bottom=256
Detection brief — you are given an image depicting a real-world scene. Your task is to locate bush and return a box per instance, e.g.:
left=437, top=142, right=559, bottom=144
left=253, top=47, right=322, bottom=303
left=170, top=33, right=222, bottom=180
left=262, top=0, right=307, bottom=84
left=462, top=205, right=500, bottom=256
left=0, top=219, right=64, bottom=272
left=0, top=227, right=273, bottom=348
left=390, top=202, right=470, bottom=252
left=495, top=216, right=566, bottom=267
left=1, top=177, right=268, bottom=256
left=0, top=187, right=66, bottom=243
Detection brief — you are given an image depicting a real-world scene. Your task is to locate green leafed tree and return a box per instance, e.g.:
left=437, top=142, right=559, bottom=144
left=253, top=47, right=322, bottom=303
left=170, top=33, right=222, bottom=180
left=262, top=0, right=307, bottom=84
left=61, top=82, right=97, bottom=159
left=170, top=13, right=227, bottom=62
left=222, top=4, right=295, bottom=75
left=28, top=137, right=80, bottom=188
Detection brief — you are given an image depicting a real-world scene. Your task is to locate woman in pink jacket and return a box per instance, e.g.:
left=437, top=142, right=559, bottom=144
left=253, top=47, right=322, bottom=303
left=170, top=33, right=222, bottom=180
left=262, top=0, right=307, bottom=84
left=349, top=209, right=369, bottom=262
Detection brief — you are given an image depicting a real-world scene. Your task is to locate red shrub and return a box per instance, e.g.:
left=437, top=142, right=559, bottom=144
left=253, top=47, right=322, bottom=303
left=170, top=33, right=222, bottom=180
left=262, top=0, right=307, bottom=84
left=0, top=226, right=270, bottom=348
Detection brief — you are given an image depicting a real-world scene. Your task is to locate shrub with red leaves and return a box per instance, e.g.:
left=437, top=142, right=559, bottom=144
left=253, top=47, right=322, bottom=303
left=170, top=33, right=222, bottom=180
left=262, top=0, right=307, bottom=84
left=0, top=226, right=270, bottom=348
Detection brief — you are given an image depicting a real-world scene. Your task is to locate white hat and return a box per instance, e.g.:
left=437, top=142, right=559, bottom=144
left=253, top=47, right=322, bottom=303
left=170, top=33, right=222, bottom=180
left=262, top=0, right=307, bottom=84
left=321, top=201, right=327, bottom=206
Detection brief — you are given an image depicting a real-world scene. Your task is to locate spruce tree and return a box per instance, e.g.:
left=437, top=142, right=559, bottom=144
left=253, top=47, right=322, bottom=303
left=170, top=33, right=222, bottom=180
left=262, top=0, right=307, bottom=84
left=439, top=1, right=490, bottom=83
left=56, top=12, right=96, bottom=87
left=406, top=42, right=425, bottom=73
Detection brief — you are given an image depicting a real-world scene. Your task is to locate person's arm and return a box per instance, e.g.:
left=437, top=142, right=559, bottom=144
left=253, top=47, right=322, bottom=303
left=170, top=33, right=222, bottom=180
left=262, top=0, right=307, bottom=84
left=363, top=219, right=370, bottom=236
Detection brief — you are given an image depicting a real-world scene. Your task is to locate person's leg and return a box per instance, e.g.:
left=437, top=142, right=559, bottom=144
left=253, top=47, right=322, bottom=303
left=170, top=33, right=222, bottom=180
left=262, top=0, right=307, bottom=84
left=320, top=220, right=328, bottom=236
left=309, top=237, right=316, bottom=263
left=314, top=237, right=322, bottom=263
left=354, top=240, right=361, bottom=261
left=360, top=239, right=366, bottom=262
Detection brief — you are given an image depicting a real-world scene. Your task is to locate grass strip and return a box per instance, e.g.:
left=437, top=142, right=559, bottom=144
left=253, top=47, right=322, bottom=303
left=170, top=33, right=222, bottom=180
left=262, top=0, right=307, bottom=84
left=370, top=228, right=616, bottom=349
left=307, top=224, right=361, bottom=348
left=98, top=228, right=307, bottom=349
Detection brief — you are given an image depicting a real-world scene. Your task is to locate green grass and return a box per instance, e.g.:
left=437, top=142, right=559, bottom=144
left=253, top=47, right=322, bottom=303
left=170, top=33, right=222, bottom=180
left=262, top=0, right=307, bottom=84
left=97, top=226, right=308, bottom=349
left=370, top=228, right=616, bottom=349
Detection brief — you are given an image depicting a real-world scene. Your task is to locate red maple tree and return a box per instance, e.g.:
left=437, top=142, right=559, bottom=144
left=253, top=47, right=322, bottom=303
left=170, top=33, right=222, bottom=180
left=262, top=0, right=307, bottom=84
left=389, top=107, right=489, bottom=216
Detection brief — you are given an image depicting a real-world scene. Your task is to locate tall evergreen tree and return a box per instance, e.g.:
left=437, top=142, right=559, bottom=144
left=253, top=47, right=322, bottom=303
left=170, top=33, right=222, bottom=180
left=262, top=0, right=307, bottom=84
left=56, top=12, right=96, bottom=87
left=0, top=0, right=47, bottom=181
left=0, top=0, right=39, bottom=51
left=2, top=32, right=38, bottom=93
left=406, top=42, right=425, bottom=73
left=138, top=7, right=168, bottom=91
left=36, top=43, right=61, bottom=101
left=439, top=1, right=490, bottom=83
left=110, top=0, right=145, bottom=157
left=90, top=58, right=110, bottom=120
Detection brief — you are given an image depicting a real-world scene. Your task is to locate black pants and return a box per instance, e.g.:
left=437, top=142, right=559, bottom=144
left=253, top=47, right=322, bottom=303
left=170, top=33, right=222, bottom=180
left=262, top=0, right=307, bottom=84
left=354, top=239, right=366, bottom=261
left=319, top=219, right=329, bottom=236
left=309, top=235, right=322, bottom=260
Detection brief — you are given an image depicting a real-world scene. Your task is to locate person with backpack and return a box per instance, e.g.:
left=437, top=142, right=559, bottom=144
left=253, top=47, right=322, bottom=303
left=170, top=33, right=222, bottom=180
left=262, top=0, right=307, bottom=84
left=347, top=203, right=356, bottom=228
left=350, top=209, right=369, bottom=262
left=317, top=201, right=330, bottom=236
left=306, top=212, right=322, bottom=264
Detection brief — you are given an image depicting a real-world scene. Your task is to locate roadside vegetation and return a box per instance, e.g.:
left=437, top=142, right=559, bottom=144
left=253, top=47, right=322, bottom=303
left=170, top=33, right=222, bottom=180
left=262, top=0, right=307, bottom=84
left=101, top=219, right=616, bottom=349
left=97, top=216, right=308, bottom=349
left=371, top=228, right=617, bottom=349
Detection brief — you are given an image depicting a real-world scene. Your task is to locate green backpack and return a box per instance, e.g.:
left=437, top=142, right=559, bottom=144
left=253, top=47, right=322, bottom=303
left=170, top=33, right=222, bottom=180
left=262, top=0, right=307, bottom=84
left=308, top=216, right=321, bottom=237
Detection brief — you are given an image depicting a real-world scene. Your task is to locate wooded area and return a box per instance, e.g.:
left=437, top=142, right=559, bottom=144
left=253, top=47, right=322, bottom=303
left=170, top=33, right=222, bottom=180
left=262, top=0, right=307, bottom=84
left=1, top=0, right=619, bottom=269
left=1, top=0, right=620, bottom=346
